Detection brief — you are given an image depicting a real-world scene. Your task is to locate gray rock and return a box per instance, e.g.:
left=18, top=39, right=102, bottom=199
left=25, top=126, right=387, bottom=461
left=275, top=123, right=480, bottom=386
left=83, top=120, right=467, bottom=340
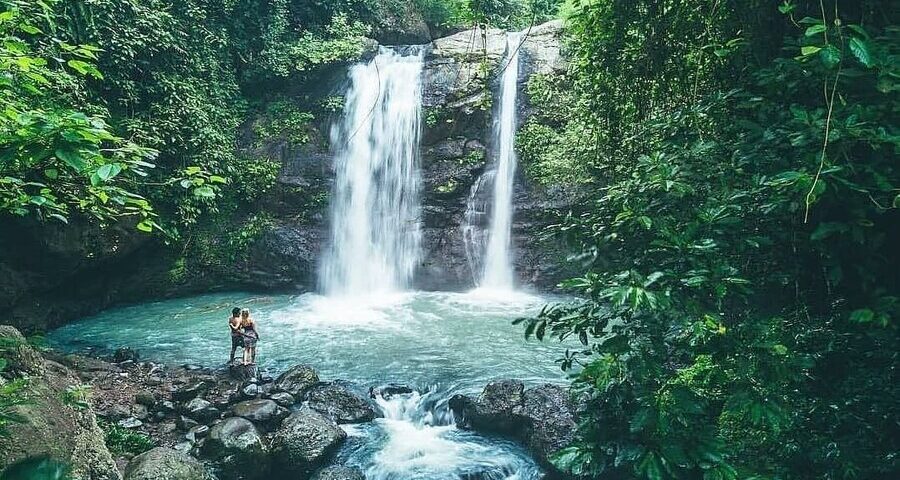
left=268, top=391, right=295, bottom=407
left=171, top=381, right=208, bottom=402
left=228, top=363, right=258, bottom=382
left=449, top=380, right=577, bottom=469
left=112, top=347, right=139, bottom=363
left=124, top=447, right=213, bottom=480
left=241, top=383, right=260, bottom=398
left=186, top=424, right=210, bottom=442
left=173, top=442, right=193, bottom=454
left=131, top=404, right=149, bottom=421
left=452, top=379, right=525, bottom=432
left=159, top=422, right=177, bottom=434
left=182, top=398, right=220, bottom=423
left=182, top=397, right=210, bottom=411
left=520, top=20, right=567, bottom=75
left=369, top=384, right=414, bottom=400
left=176, top=415, right=199, bottom=431
left=306, top=383, right=377, bottom=424
left=230, top=399, right=287, bottom=428
left=202, top=417, right=269, bottom=479
left=311, top=465, right=365, bottom=480
left=520, top=384, right=577, bottom=456
left=274, top=364, right=319, bottom=396
left=271, top=408, right=346, bottom=477
left=135, top=390, right=156, bottom=407
left=0, top=325, right=44, bottom=375
left=118, top=417, right=143, bottom=429
left=98, top=404, right=131, bottom=421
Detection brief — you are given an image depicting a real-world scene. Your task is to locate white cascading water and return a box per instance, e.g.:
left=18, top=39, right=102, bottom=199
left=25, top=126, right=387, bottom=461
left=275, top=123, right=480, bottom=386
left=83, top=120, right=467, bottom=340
left=344, top=388, right=541, bottom=479
left=465, top=32, right=523, bottom=291
left=320, top=47, right=425, bottom=296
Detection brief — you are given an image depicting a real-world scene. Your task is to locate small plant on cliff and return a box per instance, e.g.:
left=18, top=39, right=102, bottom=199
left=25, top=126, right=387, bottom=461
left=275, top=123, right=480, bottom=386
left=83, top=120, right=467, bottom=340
left=99, top=420, right=155, bottom=456
left=61, top=384, right=92, bottom=410
left=0, top=337, right=30, bottom=436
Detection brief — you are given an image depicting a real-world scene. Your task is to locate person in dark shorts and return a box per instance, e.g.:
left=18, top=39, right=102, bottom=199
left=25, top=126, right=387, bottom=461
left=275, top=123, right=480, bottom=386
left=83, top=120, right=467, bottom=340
left=228, top=307, right=243, bottom=364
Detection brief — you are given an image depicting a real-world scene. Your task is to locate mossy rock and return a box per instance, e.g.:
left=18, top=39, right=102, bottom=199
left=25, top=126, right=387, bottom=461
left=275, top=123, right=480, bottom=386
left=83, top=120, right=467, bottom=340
left=0, top=326, right=119, bottom=480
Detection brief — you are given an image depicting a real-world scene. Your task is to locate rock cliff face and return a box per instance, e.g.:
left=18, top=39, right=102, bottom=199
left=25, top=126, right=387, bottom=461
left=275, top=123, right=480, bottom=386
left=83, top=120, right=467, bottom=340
left=0, top=21, right=574, bottom=334
left=0, top=326, right=121, bottom=479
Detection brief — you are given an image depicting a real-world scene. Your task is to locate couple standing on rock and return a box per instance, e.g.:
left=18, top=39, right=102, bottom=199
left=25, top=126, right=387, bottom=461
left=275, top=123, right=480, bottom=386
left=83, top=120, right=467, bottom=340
left=229, top=307, right=260, bottom=366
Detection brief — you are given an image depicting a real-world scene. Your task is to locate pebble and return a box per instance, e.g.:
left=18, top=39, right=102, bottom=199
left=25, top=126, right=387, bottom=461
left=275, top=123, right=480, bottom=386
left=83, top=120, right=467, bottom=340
left=241, top=383, right=259, bottom=398
left=159, top=422, right=177, bottom=434
left=173, top=441, right=193, bottom=453
left=118, top=417, right=143, bottom=429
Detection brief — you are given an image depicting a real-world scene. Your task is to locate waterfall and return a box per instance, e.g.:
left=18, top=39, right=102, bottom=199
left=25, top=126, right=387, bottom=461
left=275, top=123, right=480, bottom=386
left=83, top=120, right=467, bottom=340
left=320, top=47, right=425, bottom=296
left=464, top=32, right=523, bottom=291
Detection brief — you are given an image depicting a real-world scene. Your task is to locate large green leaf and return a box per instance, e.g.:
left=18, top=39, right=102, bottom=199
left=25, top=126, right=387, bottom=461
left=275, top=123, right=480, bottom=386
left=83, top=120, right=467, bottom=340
left=849, top=37, right=873, bottom=67
left=54, top=149, right=85, bottom=171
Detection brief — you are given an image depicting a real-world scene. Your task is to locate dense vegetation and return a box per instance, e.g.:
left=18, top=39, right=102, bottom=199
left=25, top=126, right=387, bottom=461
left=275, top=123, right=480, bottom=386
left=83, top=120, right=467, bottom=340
left=2, top=0, right=897, bottom=478
left=516, top=0, right=899, bottom=479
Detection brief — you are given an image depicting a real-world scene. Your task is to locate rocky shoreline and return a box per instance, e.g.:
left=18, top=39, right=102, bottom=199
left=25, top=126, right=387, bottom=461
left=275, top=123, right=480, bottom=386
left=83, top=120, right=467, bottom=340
left=0, top=326, right=579, bottom=480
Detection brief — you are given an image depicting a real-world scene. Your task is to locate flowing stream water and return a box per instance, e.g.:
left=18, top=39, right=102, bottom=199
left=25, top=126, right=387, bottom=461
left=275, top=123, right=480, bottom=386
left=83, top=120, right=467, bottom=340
left=464, top=33, right=523, bottom=291
left=49, top=40, right=560, bottom=480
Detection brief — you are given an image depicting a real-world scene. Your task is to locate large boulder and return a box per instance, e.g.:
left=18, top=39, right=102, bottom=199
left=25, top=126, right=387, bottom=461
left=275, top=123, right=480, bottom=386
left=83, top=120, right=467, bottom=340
left=124, top=447, right=213, bottom=480
left=450, top=379, right=525, bottom=432
left=311, top=465, right=366, bottom=480
left=450, top=380, right=577, bottom=468
left=0, top=325, right=44, bottom=375
left=306, top=383, right=377, bottom=424
left=520, top=20, right=567, bottom=75
left=0, top=330, right=119, bottom=480
left=271, top=408, right=347, bottom=477
left=423, top=26, right=505, bottom=111
left=230, top=399, right=288, bottom=429
left=274, top=364, right=319, bottom=397
left=201, top=417, right=268, bottom=479
left=520, top=384, right=578, bottom=456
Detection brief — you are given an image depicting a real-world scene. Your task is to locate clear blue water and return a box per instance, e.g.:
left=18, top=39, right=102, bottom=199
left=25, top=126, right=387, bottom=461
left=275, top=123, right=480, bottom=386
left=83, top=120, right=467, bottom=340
left=49, top=290, right=568, bottom=393
left=49, top=289, right=571, bottom=479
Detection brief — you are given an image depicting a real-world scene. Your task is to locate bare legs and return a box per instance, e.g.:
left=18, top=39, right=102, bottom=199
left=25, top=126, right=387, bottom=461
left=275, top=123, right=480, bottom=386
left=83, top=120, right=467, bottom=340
left=242, top=346, right=257, bottom=365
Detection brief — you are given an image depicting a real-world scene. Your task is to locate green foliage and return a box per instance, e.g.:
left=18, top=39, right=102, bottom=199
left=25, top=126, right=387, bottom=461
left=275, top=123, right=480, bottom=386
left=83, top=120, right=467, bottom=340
left=0, top=0, right=158, bottom=228
left=517, top=73, right=592, bottom=185
left=0, top=377, right=26, bottom=436
left=2, top=0, right=376, bottom=278
left=520, top=1, right=899, bottom=478
left=252, top=102, right=316, bottom=146
left=422, top=0, right=563, bottom=29
left=0, top=336, right=29, bottom=436
left=460, top=148, right=485, bottom=166
left=61, top=384, right=91, bottom=410
left=251, top=3, right=370, bottom=84
left=99, top=420, right=155, bottom=456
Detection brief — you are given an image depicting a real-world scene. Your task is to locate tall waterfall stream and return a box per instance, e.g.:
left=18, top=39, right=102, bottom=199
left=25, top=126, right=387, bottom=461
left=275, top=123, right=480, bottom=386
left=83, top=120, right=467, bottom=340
left=320, top=47, right=425, bottom=296
left=50, top=38, right=559, bottom=480
left=465, top=33, right=523, bottom=291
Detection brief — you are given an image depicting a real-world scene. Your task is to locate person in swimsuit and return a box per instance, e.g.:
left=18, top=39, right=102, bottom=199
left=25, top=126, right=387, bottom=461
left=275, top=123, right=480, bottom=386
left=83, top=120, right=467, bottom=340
left=240, top=308, right=259, bottom=365
left=228, top=307, right=243, bottom=365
